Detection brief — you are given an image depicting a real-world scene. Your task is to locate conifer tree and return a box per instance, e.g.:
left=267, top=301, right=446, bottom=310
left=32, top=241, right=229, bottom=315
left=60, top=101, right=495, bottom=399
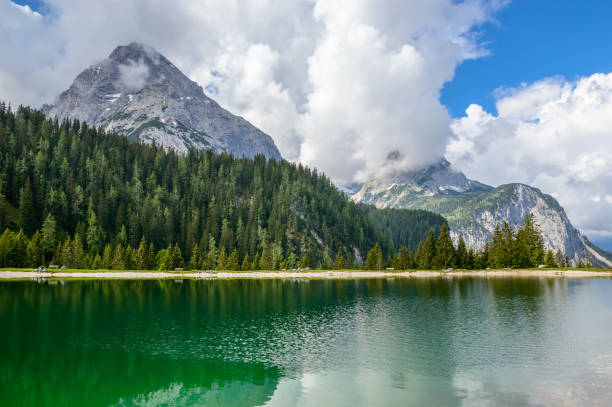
left=0, top=229, right=14, bottom=267
left=334, top=246, right=345, bottom=269
left=91, top=254, right=103, bottom=270
left=241, top=254, right=251, bottom=271
left=71, top=233, right=86, bottom=269
left=286, top=252, right=298, bottom=269
left=41, top=214, right=57, bottom=259
left=13, top=229, right=27, bottom=268
left=544, top=249, right=557, bottom=268
left=555, top=249, right=564, bottom=268
left=397, top=246, right=411, bottom=270
left=124, top=246, right=134, bottom=270
left=298, top=254, right=309, bottom=269
left=271, top=243, right=284, bottom=270
left=466, top=248, right=475, bottom=270
left=525, top=216, right=545, bottom=267
left=135, top=237, right=147, bottom=270
left=172, top=243, right=184, bottom=269
left=206, top=236, right=217, bottom=270
left=86, top=203, right=103, bottom=255
left=260, top=246, right=273, bottom=270
left=434, top=224, right=455, bottom=269
left=415, top=242, right=425, bottom=269
left=102, top=244, right=113, bottom=269
left=112, top=244, right=125, bottom=270
left=364, top=243, right=383, bottom=270
left=61, top=236, right=72, bottom=267
left=227, top=249, right=240, bottom=270
left=456, top=236, right=468, bottom=269
left=252, top=252, right=262, bottom=270
left=421, top=229, right=437, bottom=269
left=26, top=230, right=44, bottom=267
left=147, top=243, right=156, bottom=270
left=51, top=243, right=63, bottom=266
left=189, top=243, right=202, bottom=270
left=18, top=179, right=36, bottom=235
left=116, top=225, right=128, bottom=248
left=216, top=246, right=227, bottom=270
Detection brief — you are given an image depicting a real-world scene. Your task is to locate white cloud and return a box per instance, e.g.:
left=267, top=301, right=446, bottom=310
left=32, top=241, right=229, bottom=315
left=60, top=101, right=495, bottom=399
left=118, top=59, right=150, bottom=92
left=448, top=73, right=612, bottom=240
left=0, top=0, right=502, bottom=183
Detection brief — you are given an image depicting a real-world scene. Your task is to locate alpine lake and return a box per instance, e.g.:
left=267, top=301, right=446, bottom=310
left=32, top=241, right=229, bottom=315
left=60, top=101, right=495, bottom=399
left=2, top=276, right=612, bottom=406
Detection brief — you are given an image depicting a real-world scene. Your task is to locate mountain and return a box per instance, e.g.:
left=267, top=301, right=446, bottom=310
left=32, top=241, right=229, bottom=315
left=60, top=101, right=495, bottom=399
left=43, top=43, right=281, bottom=160
left=352, top=158, right=612, bottom=267
left=0, top=104, right=448, bottom=269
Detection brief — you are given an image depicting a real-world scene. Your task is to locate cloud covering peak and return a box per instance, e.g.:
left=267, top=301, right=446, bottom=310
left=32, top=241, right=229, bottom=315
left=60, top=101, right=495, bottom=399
left=0, top=0, right=502, bottom=187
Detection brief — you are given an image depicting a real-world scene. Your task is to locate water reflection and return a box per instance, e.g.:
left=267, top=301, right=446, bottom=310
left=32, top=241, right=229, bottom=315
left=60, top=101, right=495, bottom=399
left=1, top=277, right=612, bottom=406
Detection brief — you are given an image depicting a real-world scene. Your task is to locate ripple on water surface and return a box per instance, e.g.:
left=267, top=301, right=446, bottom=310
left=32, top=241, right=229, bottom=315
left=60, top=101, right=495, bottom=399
left=1, top=277, right=612, bottom=406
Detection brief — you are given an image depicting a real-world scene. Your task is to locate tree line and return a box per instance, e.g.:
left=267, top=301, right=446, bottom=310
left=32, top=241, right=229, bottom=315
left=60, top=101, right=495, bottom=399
left=0, top=103, right=447, bottom=269
left=362, top=215, right=592, bottom=270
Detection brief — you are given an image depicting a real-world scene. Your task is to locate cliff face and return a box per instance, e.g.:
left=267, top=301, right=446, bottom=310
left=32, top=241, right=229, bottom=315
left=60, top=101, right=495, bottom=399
left=353, top=159, right=612, bottom=267
left=44, top=43, right=281, bottom=160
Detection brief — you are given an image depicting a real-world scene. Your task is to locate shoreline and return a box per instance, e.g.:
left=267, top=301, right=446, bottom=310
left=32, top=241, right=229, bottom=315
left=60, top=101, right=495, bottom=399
left=1, top=269, right=612, bottom=280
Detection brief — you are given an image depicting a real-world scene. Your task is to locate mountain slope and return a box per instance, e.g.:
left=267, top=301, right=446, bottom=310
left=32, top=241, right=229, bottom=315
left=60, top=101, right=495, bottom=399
left=353, top=158, right=612, bottom=267
left=0, top=103, right=448, bottom=268
left=44, top=42, right=281, bottom=159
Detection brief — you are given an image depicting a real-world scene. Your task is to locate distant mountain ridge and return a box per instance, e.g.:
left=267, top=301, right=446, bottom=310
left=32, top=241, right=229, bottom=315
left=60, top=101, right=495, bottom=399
left=44, top=42, right=281, bottom=159
left=352, top=158, right=612, bottom=267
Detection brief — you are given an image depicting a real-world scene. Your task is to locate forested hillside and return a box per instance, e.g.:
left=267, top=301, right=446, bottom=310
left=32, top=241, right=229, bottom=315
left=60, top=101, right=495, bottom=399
left=362, top=207, right=446, bottom=253
left=0, top=103, right=446, bottom=269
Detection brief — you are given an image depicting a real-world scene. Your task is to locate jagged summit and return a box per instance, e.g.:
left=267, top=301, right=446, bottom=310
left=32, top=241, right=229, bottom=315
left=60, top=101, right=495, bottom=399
left=352, top=157, right=612, bottom=267
left=108, top=42, right=158, bottom=62
left=44, top=43, right=282, bottom=159
left=352, top=157, right=492, bottom=206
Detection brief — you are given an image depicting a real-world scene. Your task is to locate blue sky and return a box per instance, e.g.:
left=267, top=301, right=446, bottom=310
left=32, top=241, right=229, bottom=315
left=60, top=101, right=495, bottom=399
left=442, top=0, right=612, bottom=117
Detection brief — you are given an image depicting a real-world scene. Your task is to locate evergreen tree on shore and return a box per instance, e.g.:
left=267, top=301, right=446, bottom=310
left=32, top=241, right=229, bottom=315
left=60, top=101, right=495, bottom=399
left=434, top=224, right=455, bottom=269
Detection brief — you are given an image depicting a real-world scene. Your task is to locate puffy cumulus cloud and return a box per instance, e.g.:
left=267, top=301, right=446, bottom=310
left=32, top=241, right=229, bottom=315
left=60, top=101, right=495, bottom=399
left=0, top=0, right=502, bottom=184
left=297, top=0, right=502, bottom=184
left=448, top=73, right=612, bottom=240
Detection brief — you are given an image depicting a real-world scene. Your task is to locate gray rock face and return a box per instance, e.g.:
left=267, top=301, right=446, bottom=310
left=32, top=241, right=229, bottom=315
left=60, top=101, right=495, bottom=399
left=44, top=43, right=282, bottom=159
left=351, top=157, right=492, bottom=205
left=352, top=158, right=612, bottom=267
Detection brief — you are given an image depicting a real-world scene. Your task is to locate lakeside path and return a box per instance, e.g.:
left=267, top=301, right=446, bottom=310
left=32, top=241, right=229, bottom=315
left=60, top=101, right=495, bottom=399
left=1, top=269, right=612, bottom=280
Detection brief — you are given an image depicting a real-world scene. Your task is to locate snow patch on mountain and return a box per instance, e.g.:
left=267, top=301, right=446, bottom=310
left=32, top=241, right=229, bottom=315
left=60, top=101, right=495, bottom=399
left=352, top=158, right=612, bottom=267
left=44, top=42, right=282, bottom=160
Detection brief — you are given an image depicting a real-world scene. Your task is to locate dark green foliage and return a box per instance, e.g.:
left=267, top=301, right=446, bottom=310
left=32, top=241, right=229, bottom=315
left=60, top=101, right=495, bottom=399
left=434, top=224, right=455, bottom=269
left=189, top=243, right=202, bottom=270
left=364, top=207, right=447, bottom=253
left=364, top=243, right=383, bottom=270
left=488, top=215, right=545, bottom=269
left=227, top=249, right=240, bottom=271
left=417, top=229, right=437, bottom=269
left=217, top=247, right=228, bottom=270
left=334, top=246, right=345, bottom=269
left=26, top=230, right=44, bottom=267
left=396, top=246, right=414, bottom=269
left=0, top=104, right=389, bottom=268
left=456, top=236, right=468, bottom=269
left=544, top=249, right=556, bottom=268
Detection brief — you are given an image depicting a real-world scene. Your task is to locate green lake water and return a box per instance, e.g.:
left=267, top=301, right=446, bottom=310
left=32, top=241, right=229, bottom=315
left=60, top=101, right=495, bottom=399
left=2, top=277, right=612, bottom=406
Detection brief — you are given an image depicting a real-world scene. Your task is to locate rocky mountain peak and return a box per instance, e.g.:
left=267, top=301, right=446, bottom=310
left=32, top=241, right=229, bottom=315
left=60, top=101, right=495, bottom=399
left=352, top=158, right=612, bottom=267
left=108, top=42, right=159, bottom=64
left=351, top=156, right=492, bottom=206
left=44, top=43, right=282, bottom=159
